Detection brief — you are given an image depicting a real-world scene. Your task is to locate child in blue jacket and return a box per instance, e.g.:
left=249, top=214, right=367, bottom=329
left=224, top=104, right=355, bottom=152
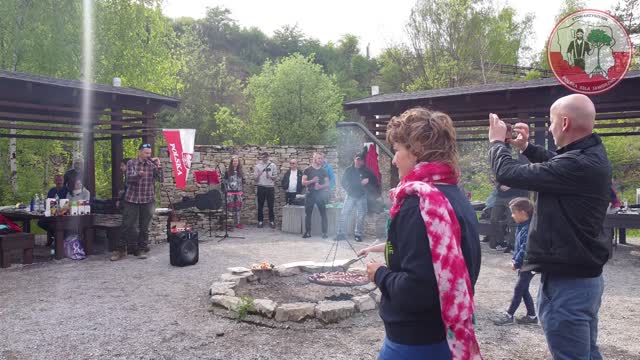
left=494, top=197, right=538, bottom=325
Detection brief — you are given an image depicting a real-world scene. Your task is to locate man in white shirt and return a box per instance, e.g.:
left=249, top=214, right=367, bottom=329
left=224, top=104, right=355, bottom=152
left=253, top=152, right=277, bottom=228
left=281, top=159, right=303, bottom=205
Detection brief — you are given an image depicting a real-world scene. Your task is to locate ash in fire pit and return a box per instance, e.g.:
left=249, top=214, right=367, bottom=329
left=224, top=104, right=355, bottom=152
left=325, top=293, right=353, bottom=301
left=236, top=273, right=364, bottom=304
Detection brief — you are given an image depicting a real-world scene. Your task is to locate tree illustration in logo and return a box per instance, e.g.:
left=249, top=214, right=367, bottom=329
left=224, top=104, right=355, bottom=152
left=587, top=29, right=613, bottom=78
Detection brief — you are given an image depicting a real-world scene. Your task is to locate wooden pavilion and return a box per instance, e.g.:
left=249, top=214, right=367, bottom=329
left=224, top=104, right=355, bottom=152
left=0, top=70, right=180, bottom=200
left=344, top=70, right=640, bottom=152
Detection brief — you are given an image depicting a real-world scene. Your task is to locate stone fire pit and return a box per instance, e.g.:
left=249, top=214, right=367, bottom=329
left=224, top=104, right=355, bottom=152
left=209, top=260, right=380, bottom=323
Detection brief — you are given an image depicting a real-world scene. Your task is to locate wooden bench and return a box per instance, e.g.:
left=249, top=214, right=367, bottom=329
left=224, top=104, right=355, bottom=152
left=92, top=214, right=122, bottom=253
left=0, top=232, right=35, bottom=268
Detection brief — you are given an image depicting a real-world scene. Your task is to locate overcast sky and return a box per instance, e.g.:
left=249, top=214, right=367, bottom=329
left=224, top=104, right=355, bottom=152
left=162, top=0, right=618, bottom=57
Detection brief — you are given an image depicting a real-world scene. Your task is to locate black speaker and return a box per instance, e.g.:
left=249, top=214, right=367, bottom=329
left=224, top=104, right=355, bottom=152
left=169, top=230, right=199, bottom=267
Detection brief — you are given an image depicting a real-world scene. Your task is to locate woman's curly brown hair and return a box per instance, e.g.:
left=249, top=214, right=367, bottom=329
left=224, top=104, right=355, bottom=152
left=386, top=107, right=459, bottom=175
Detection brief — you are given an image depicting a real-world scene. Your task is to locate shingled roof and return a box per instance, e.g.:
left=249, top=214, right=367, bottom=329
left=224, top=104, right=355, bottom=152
left=344, top=70, right=640, bottom=108
left=0, top=69, right=179, bottom=107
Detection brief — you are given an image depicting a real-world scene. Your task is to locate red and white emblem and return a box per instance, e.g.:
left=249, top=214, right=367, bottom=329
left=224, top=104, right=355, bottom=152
left=547, top=9, right=633, bottom=95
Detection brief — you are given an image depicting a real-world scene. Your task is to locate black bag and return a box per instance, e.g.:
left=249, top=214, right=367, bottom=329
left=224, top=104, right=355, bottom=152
left=169, top=230, right=199, bottom=267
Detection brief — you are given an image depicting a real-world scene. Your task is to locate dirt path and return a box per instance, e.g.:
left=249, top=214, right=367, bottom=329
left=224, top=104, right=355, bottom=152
left=1, top=228, right=639, bottom=360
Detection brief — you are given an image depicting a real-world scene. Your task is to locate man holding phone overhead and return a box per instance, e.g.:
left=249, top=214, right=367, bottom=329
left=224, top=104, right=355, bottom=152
left=488, top=94, right=611, bottom=359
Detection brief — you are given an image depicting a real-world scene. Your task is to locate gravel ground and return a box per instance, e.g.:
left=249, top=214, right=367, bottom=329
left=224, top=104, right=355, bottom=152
left=1, top=228, right=639, bottom=360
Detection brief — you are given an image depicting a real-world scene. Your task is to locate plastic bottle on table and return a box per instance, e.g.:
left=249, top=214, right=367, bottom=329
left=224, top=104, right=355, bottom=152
left=34, top=194, right=41, bottom=213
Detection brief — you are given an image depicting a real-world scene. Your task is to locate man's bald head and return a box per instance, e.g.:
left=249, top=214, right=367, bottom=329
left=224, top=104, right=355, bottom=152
left=549, top=94, right=596, bottom=148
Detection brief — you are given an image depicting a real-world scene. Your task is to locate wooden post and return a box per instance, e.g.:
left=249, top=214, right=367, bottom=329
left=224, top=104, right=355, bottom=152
left=111, top=106, right=123, bottom=200
left=83, top=123, right=96, bottom=197
left=142, top=104, right=157, bottom=152
left=533, top=118, right=546, bottom=148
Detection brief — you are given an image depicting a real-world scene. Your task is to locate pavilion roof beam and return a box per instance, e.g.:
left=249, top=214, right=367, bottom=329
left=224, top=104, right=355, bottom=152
left=0, top=133, right=82, bottom=141
left=0, top=100, right=152, bottom=119
left=0, top=122, right=154, bottom=135
left=0, top=111, right=152, bottom=127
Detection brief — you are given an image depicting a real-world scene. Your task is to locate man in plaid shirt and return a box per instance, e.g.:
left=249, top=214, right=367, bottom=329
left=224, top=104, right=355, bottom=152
left=111, top=143, right=163, bottom=261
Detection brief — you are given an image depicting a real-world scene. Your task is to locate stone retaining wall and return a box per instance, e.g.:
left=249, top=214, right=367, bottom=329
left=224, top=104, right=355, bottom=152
left=158, top=145, right=337, bottom=231
left=157, top=144, right=390, bottom=239
left=209, top=261, right=379, bottom=324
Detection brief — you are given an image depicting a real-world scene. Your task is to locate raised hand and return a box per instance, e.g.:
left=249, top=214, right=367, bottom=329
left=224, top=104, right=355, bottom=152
left=509, top=123, right=530, bottom=151
left=488, top=113, right=508, bottom=143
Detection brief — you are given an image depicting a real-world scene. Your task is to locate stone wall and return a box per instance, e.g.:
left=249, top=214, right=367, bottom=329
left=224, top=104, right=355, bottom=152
left=335, top=127, right=394, bottom=196
left=157, top=142, right=392, bottom=240
left=158, top=145, right=337, bottom=232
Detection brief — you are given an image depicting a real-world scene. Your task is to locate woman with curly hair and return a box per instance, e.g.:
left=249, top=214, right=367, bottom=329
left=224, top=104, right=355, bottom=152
left=359, top=107, right=482, bottom=359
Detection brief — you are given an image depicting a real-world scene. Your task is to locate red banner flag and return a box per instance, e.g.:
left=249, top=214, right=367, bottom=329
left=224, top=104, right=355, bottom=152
left=163, top=129, right=196, bottom=189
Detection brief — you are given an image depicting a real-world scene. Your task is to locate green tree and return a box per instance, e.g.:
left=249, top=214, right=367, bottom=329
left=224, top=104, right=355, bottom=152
left=376, top=46, right=418, bottom=93
left=0, top=0, right=183, bottom=201
left=613, top=0, right=640, bottom=70
left=245, top=54, right=344, bottom=145
left=587, top=29, right=613, bottom=77
left=524, top=69, right=542, bottom=80
left=273, top=24, right=306, bottom=56
left=94, top=0, right=182, bottom=95
left=165, top=14, right=244, bottom=145
left=198, top=6, right=239, bottom=53
left=332, top=35, right=378, bottom=100
left=406, top=0, right=534, bottom=89
left=0, top=0, right=81, bottom=200
left=212, top=106, right=247, bottom=145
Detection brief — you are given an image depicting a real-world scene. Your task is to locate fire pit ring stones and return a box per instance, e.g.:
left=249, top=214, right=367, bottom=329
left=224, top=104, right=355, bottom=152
left=209, top=259, right=380, bottom=324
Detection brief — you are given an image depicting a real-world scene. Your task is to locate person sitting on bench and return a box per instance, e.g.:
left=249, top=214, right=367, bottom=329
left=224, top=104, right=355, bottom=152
left=38, top=174, right=70, bottom=246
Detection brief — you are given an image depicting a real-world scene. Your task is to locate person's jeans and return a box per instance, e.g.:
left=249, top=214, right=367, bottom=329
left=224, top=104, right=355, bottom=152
left=337, top=195, right=367, bottom=237
left=538, top=273, right=604, bottom=360
left=378, top=337, right=451, bottom=360
left=305, top=191, right=327, bottom=234
left=120, top=201, right=154, bottom=252
left=507, top=270, right=536, bottom=316
left=257, top=186, right=275, bottom=223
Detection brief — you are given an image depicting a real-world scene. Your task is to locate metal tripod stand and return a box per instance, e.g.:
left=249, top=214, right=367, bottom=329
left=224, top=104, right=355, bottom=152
left=217, top=181, right=244, bottom=242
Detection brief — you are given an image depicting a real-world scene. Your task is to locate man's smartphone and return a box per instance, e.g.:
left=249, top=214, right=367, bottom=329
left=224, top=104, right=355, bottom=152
left=505, top=124, right=517, bottom=142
